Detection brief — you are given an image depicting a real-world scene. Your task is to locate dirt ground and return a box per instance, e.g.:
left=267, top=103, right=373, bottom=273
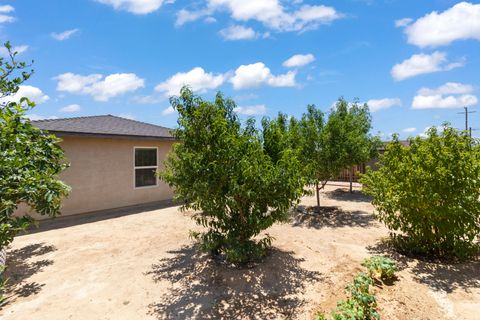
left=1, top=183, right=479, bottom=320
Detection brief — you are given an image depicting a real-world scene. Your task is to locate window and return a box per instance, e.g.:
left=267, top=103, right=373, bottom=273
left=134, top=147, right=158, bottom=188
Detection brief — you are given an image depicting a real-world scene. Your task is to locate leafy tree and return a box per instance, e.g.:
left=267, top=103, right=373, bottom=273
left=293, top=100, right=378, bottom=207
left=361, top=125, right=480, bottom=258
left=296, top=105, right=329, bottom=207
left=161, top=87, right=304, bottom=263
left=324, top=98, right=380, bottom=193
left=0, top=42, right=70, bottom=249
left=261, top=112, right=291, bottom=164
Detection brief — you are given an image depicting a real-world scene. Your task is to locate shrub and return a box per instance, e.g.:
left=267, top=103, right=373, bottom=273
left=161, top=88, right=305, bottom=264
left=361, top=125, right=480, bottom=259
left=316, top=272, right=379, bottom=320
left=332, top=273, right=379, bottom=320
left=361, top=256, right=397, bottom=280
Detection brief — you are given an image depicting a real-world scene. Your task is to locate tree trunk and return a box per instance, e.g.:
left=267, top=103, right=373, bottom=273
left=349, top=166, right=354, bottom=193
left=316, top=181, right=320, bottom=208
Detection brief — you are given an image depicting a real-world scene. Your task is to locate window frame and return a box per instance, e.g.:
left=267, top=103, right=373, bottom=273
left=133, top=146, right=159, bottom=189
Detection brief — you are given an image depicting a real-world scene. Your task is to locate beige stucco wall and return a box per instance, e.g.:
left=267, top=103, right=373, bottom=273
left=17, top=136, right=176, bottom=219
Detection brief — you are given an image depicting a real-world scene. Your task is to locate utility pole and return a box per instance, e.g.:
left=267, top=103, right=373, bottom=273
left=457, top=106, right=476, bottom=132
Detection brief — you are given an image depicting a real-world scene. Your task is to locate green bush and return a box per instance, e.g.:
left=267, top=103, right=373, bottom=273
left=361, top=125, right=480, bottom=259
left=361, top=256, right=397, bottom=280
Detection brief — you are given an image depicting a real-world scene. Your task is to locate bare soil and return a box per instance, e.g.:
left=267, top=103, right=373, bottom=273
left=1, top=183, right=479, bottom=319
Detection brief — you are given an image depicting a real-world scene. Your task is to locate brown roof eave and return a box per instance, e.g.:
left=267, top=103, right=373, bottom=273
left=48, top=131, right=179, bottom=141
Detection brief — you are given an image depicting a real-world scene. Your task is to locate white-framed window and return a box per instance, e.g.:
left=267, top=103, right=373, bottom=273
left=134, top=147, right=158, bottom=189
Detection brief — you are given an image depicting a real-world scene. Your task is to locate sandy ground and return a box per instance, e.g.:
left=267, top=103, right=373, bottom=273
left=1, top=183, right=479, bottom=320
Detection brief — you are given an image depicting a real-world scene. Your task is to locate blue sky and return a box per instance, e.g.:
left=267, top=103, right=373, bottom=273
left=2, top=0, right=479, bottom=138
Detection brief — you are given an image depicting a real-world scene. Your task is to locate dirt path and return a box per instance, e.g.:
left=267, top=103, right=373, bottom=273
left=1, top=184, right=479, bottom=319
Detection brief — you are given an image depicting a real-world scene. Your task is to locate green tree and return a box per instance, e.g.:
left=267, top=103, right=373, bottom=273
left=161, top=87, right=304, bottom=263
left=0, top=42, right=70, bottom=249
left=361, top=125, right=480, bottom=258
left=261, top=112, right=290, bottom=164
left=324, top=98, right=380, bottom=193
left=296, top=104, right=329, bottom=207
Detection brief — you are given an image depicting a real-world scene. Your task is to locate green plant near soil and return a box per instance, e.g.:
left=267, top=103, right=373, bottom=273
left=361, top=256, right=397, bottom=280
left=332, top=273, right=379, bottom=320
left=316, top=257, right=397, bottom=320
left=161, top=87, right=305, bottom=264
left=361, top=125, right=480, bottom=259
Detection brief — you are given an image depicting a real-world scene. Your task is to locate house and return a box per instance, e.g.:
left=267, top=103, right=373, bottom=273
left=22, top=115, right=177, bottom=218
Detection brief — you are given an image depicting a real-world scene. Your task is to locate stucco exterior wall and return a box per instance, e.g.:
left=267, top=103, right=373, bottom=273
left=17, top=136, right=176, bottom=219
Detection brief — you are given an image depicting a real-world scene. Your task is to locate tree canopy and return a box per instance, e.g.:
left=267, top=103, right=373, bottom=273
left=161, top=87, right=304, bottom=263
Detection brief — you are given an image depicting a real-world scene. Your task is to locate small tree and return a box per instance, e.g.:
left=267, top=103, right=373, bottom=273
left=161, top=87, right=304, bottom=263
left=361, top=125, right=480, bottom=258
left=324, top=98, right=380, bottom=193
left=294, top=100, right=378, bottom=207
left=0, top=42, right=70, bottom=249
left=296, top=105, right=330, bottom=207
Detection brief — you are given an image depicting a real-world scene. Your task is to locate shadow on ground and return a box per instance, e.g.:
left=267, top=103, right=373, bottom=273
left=291, top=205, right=375, bottom=229
left=25, top=199, right=178, bottom=235
left=2, top=242, right=56, bottom=306
left=146, top=245, right=322, bottom=319
left=324, top=188, right=372, bottom=203
left=368, top=240, right=480, bottom=293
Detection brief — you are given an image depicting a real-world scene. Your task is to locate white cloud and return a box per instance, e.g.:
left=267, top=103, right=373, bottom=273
left=27, top=114, right=58, bottom=121
left=230, top=62, right=296, bottom=90
left=0, top=5, right=14, bottom=23
left=233, top=104, right=267, bottom=116
left=0, top=14, right=14, bottom=23
left=161, top=106, right=176, bottom=115
left=0, top=85, right=49, bottom=105
left=391, top=51, right=464, bottom=81
left=55, top=73, right=103, bottom=93
left=418, top=82, right=474, bottom=96
left=204, top=16, right=216, bottom=23
left=55, top=72, right=144, bottom=101
left=282, top=53, right=315, bottom=67
left=367, top=98, right=401, bottom=112
left=402, top=2, right=480, bottom=48
left=0, top=5, right=14, bottom=13
left=132, top=94, right=164, bottom=104
left=178, top=0, right=342, bottom=32
left=412, top=94, right=477, bottom=109
left=395, top=18, right=412, bottom=28
left=59, top=104, right=81, bottom=113
left=51, top=28, right=79, bottom=41
left=412, top=82, right=478, bottom=109
left=176, top=9, right=211, bottom=26
left=0, top=45, right=28, bottom=56
left=118, top=113, right=135, bottom=120
left=95, top=0, right=169, bottom=14
left=155, top=67, right=226, bottom=96
left=402, top=127, right=416, bottom=133
left=219, top=25, right=258, bottom=40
